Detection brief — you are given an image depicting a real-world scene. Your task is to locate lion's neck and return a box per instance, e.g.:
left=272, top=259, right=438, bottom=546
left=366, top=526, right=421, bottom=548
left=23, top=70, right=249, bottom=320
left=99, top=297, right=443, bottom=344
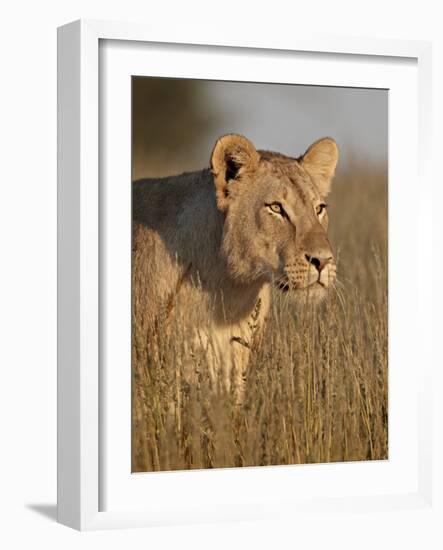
left=169, top=170, right=267, bottom=323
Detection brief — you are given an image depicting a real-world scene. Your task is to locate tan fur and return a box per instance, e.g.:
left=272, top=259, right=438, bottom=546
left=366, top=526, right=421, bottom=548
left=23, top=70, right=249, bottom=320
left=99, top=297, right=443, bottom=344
left=132, top=134, right=338, bottom=398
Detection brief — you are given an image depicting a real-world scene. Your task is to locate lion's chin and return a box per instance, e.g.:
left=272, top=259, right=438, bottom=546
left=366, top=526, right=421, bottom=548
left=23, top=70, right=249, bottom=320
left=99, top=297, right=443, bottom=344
left=296, top=283, right=329, bottom=304
left=275, top=280, right=330, bottom=304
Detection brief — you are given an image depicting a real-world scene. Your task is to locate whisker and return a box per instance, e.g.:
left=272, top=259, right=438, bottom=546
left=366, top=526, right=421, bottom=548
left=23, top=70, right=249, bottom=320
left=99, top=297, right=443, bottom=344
left=330, top=282, right=346, bottom=314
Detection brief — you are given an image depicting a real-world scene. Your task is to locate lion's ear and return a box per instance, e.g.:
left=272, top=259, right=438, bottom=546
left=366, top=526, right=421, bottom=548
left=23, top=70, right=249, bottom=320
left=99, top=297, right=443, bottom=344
left=211, top=134, right=260, bottom=212
left=300, top=138, right=339, bottom=197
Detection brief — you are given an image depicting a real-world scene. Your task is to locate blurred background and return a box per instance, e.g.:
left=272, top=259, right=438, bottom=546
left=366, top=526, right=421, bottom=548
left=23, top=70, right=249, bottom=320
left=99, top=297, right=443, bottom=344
left=132, top=77, right=387, bottom=180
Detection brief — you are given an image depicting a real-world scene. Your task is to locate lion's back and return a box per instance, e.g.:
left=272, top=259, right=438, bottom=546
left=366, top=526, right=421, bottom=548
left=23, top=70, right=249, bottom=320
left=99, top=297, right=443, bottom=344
left=132, top=169, right=212, bottom=231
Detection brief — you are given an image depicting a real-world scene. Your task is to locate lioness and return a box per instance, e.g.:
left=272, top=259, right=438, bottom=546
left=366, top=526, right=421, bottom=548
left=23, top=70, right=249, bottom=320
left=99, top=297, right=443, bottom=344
left=133, top=134, right=338, bottom=398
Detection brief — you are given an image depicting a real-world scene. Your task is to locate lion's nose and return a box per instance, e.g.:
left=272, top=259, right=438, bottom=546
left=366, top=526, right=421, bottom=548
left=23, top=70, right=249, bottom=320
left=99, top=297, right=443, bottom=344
left=305, top=254, right=333, bottom=273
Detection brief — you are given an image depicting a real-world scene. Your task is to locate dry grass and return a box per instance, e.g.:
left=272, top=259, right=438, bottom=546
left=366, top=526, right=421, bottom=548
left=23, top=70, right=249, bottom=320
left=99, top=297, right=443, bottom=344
left=132, top=167, right=388, bottom=472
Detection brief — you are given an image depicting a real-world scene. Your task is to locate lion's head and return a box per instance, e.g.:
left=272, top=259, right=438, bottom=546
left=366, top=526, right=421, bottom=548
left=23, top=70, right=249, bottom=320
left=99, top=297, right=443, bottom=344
left=211, top=134, right=338, bottom=302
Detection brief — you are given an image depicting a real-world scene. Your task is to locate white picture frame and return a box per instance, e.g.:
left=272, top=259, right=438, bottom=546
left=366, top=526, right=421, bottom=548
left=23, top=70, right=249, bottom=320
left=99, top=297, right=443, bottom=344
left=57, top=19, right=434, bottom=531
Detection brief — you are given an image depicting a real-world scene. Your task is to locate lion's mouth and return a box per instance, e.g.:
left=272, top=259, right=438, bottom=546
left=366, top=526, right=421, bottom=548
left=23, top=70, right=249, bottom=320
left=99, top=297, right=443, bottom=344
left=274, top=278, right=326, bottom=293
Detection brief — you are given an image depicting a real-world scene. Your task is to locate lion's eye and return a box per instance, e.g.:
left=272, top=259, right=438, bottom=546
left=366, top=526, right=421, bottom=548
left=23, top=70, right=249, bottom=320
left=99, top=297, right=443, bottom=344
left=316, top=203, right=328, bottom=216
left=267, top=202, right=284, bottom=215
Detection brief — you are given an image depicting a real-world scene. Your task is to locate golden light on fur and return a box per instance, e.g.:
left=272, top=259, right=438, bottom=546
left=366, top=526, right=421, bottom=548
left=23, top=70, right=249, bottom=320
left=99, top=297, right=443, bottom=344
left=133, top=134, right=340, bottom=403
left=300, top=137, right=339, bottom=196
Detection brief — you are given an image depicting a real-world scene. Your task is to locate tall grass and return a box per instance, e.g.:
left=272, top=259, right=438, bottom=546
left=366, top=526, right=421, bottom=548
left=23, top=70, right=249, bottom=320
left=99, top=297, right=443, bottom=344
left=132, top=168, right=388, bottom=472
